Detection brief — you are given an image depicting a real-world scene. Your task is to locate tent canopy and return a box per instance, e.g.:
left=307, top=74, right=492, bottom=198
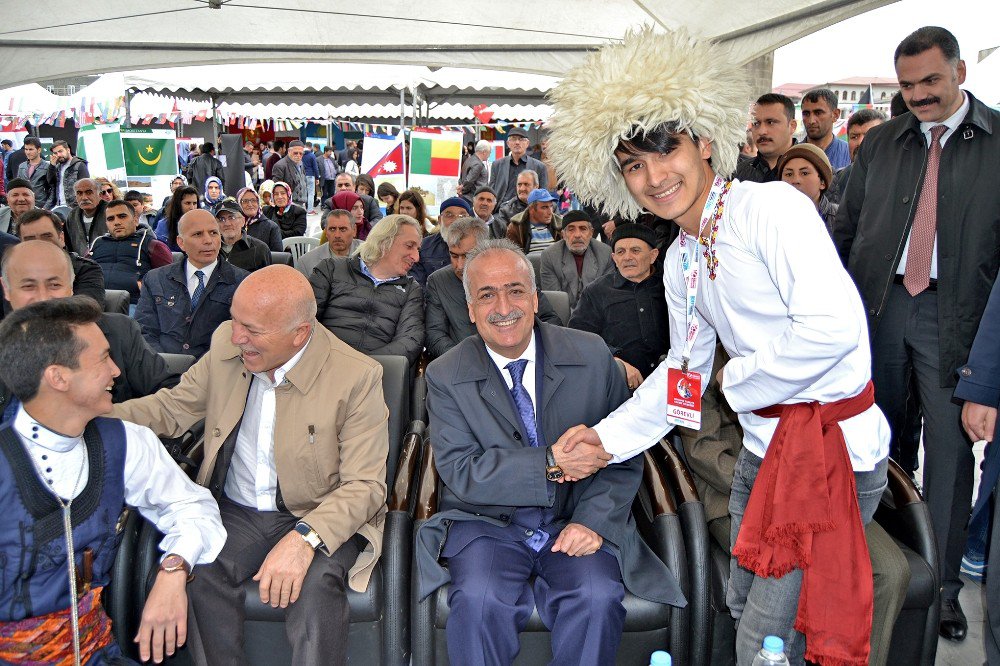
left=0, top=0, right=897, bottom=88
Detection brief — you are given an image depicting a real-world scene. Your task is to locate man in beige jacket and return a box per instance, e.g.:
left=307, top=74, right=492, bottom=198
left=112, top=264, right=388, bottom=665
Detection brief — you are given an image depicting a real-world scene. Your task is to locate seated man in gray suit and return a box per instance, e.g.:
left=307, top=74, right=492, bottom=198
left=539, top=210, right=613, bottom=309
left=424, top=217, right=564, bottom=359
left=416, top=240, right=684, bottom=665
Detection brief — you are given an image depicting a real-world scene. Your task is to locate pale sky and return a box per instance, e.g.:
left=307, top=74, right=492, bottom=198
left=772, top=0, right=1000, bottom=97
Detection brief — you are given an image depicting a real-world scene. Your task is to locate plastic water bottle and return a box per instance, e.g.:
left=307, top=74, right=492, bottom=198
left=751, top=635, right=790, bottom=665
left=649, top=650, right=671, bottom=666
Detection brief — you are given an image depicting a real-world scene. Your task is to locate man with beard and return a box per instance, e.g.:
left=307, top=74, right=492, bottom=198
left=88, top=199, right=172, bottom=305
left=801, top=88, right=851, bottom=170
left=539, top=210, right=612, bottom=308
left=46, top=140, right=90, bottom=207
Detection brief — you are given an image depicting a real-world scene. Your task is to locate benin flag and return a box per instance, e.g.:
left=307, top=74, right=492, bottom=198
left=409, top=133, right=461, bottom=177
left=122, top=136, right=176, bottom=176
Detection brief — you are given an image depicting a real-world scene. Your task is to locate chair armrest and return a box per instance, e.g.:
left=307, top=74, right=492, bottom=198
left=641, top=449, right=678, bottom=518
left=656, top=438, right=701, bottom=505
left=414, top=440, right=439, bottom=520
left=884, top=457, right=922, bottom=508
left=389, top=421, right=425, bottom=513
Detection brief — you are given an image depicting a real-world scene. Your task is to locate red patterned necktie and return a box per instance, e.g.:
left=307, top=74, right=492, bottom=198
left=903, top=125, right=947, bottom=296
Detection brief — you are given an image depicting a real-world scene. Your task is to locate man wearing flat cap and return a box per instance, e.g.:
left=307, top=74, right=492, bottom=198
left=539, top=210, right=612, bottom=309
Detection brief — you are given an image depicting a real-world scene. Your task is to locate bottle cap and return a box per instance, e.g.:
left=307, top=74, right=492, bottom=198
left=650, top=650, right=672, bottom=666
left=763, top=636, right=784, bottom=653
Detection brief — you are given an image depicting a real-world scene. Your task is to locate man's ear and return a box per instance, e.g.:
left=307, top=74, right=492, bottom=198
left=42, top=364, right=71, bottom=394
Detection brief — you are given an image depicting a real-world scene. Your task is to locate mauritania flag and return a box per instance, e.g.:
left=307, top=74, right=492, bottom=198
left=122, top=135, right=176, bottom=176
left=408, top=130, right=462, bottom=178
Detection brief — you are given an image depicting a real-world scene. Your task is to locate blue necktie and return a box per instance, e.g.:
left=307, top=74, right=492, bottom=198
left=191, top=270, right=206, bottom=310
left=505, top=359, right=538, bottom=448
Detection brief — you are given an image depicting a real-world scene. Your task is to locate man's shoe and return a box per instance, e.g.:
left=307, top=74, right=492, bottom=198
left=939, top=598, right=968, bottom=641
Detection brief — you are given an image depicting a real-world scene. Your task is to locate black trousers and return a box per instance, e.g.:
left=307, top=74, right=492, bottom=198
left=871, top=283, right=974, bottom=600
left=189, top=497, right=359, bottom=666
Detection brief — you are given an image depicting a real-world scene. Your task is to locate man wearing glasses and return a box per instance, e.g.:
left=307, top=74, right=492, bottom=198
left=409, top=197, right=474, bottom=287
left=488, top=128, right=548, bottom=204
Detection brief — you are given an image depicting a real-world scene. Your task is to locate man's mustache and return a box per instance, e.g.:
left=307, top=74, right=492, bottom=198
left=487, top=309, right=525, bottom=324
left=910, top=96, right=941, bottom=108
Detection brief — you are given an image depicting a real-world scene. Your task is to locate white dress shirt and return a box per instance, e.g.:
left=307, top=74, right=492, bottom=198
left=593, top=181, right=890, bottom=470
left=895, top=91, right=970, bottom=280
left=186, top=259, right=218, bottom=297
left=13, top=405, right=226, bottom=567
left=484, top=333, right=538, bottom=410
left=225, top=338, right=311, bottom=511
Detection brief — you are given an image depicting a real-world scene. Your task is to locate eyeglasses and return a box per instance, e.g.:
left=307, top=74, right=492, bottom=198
left=101, top=188, right=114, bottom=195
left=239, top=198, right=258, bottom=205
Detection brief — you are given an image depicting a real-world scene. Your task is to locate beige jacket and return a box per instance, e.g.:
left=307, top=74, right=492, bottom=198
left=111, top=321, right=388, bottom=592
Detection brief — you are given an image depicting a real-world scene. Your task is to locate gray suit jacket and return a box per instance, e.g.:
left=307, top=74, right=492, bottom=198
left=539, top=239, right=613, bottom=308
left=296, top=240, right=362, bottom=279
left=416, top=321, right=684, bottom=606
left=459, top=155, right=487, bottom=196
left=488, top=154, right=548, bottom=202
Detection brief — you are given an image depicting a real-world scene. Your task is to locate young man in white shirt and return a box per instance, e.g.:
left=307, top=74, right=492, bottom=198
left=546, top=28, right=890, bottom=666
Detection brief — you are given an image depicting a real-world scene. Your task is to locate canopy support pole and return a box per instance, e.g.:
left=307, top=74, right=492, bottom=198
left=210, top=94, right=218, bottom=147
left=399, top=88, right=405, bottom=135
left=124, top=87, right=133, bottom=128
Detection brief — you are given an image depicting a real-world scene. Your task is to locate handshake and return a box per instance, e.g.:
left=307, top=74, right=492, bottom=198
left=550, top=425, right=611, bottom=482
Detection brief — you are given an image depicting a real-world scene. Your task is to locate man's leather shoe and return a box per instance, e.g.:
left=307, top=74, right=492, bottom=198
left=939, top=598, right=968, bottom=641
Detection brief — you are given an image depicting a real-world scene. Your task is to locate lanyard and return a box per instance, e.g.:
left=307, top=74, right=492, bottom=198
left=677, top=175, right=727, bottom=372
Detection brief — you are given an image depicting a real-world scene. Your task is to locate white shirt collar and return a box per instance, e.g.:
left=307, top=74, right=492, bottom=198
left=484, top=331, right=537, bottom=373
left=13, top=404, right=83, bottom=453
left=186, top=258, right=218, bottom=284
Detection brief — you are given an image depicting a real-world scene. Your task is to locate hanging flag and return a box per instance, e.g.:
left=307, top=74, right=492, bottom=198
left=122, top=134, right=177, bottom=176
left=362, top=133, right=405, bottom=178
left=409, top=130, right=462, bottom=177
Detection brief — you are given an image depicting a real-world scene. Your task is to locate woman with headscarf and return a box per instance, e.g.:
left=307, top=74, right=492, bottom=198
left=201, top=176, right=226, bottom=214
left=237, top=186, right=283, bottom=251
left=329, top=190, right=371, bottom=241
left=262, top=181, right=307, bottom=238
left=258, top=179, right=275, bottom=208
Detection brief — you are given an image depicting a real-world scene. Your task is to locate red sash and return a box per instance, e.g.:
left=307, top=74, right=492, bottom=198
left=0, top=587, right=114, bottom=665
left=732, top=382, right=875, bottom=666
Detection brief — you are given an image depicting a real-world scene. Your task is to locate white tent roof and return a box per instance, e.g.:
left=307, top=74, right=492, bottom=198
left=0, top=0, right=898, bottom=88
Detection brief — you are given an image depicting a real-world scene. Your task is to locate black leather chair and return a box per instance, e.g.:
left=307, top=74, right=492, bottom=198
left=271, top=251, right=293, bottom=267
left=540, top=290, right=571, bottom=326
left=654, top=440, right=711, bottom=666
left=526, top=253, right=542, bottom=282
left=158, top=353, right=197, bottom=376
left=130, top=354, right=415, bottom=665
left=706, top=458, right=939, bottom=666
left=410, top=447, right=684, bottom=665
left=103, top=289, right=130, bottom=315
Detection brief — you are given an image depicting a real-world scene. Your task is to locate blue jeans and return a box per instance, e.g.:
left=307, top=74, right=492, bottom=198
left=727, top=447, right=888, bottom=666
left=305, top=176, right=316, bottom=212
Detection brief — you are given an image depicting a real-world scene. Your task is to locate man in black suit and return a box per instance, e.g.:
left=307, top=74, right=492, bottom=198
left=416, top=240, right=683, bottom=665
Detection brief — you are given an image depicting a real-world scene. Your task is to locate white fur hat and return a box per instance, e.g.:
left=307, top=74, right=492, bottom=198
left=546, top=27, right=751, bottom=219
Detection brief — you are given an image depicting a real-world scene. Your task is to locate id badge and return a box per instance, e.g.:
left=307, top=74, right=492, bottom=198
left=666, top=368, right=703, bottom=429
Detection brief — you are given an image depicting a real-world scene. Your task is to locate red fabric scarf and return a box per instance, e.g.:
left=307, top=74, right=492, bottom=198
left=731, top=382, right=875, bottom=666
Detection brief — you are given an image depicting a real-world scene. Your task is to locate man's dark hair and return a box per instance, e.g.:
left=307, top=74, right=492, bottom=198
left=615, top=122, right=697, bottom=160
left=0, top=296, right=103, bottom=402
left=166, top=185, right=199, bottom=246
left=52, top=139, right=70, bottom=150
left=6, top=178, right=32, bottom=192
left=847, top=108, right=888, bottom=131
left=305, top=142, right=313, bottom=148
left=123, top=189, right=145, bottom=204
left=894, top=26, right=960, bottom=64
left=273, top=139, right=286, bottom=151
left=201, top=142, right=215, bottom=154
left=890, top=92, right=909, bottom=118
left=755, top=93, right=796, bottom=121
left=16, top=208, right=63, bottom=233
left=105, top=199, right=134, bottom=216
left=23, top=137, right=41, bottom=149
left=323, top=209, right=353, bottom=228
left=802, top=88, right=840, bottom=111
left=0, top=139, right=12, bottom=148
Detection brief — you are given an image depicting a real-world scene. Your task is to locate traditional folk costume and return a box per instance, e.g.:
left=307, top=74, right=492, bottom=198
left=547, top=28, right=890, bottom=666
left=0, top=406, right=225, bottom=665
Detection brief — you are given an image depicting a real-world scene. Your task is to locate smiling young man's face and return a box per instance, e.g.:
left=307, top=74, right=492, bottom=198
left=615, top=133, right=715, bottom=233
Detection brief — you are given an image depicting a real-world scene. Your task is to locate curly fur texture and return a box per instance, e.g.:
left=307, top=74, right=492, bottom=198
left=547, top=27, right=751, bottom=219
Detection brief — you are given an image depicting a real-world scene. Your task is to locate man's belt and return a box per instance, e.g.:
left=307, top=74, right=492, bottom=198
left=0, top=587, right=114, bottom=665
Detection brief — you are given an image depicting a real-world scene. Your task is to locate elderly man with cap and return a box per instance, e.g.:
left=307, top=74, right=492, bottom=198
left=568, top=223, right=668, bottom=390
left=136, top=209, right=249, bottom=359
left=488, top=127, right=548, bottom=204
left=539, top=210, right=612, bottom=308
left=506, top=188, right=562, bottom=255
left=410, top=196, right=472, bottom=287
left=776, top=143, right=838, bottom=236
left=0, top=178, right=36, bottom=235
left=549, top=28, right=891, bottom=665
left=471, top=185, right=505, bottom=239
left=217, top=199, right=272, bottom=273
